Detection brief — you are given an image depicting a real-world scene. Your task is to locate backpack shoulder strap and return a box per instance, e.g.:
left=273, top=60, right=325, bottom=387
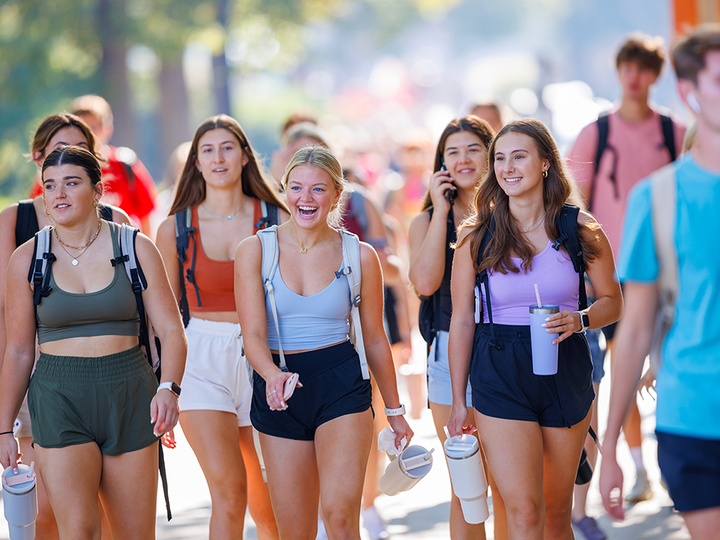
left=553, top=204, right=588, bottom=310
left=660, top=114, right=677, bottom=163
left=650, top=163, right=678, bottom=337
left=16, top=200, right=39, bottom=248
left=339, top=229, right=370, bottom=380
left=589, top=114, right=611, bottom=211
left=29, top=226, right=56, bottom=306
left=98, top=203, right=113, bottom=221
left=258, top=225, right=287, bottom=371
left=349, top=190, right=370, bottom=237
left=174, top=208, right=197, bottom=326
left=255, top=200, right=280, bottom=231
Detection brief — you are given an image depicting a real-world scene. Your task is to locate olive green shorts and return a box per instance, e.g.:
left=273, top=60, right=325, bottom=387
left=28, top=346, right=159, bottom=456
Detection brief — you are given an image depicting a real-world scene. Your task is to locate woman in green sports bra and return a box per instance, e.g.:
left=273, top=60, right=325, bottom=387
left=0, top=145, right=187, bottom=540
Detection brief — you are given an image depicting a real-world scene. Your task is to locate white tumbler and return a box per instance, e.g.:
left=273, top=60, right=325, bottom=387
left=379, top=445, right=434, bottom=496
left=2, top=464, right=38, bottom=540
left=444, top=435, right=489, bottom=524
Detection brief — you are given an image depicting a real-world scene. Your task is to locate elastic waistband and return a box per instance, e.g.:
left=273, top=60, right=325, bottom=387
left=480, top=324, right=531, bottom=343
left=272, top=340, right=357, bottom=380
left=187, top=317, right=241, bottom=337
left=35, top=346, right=150, bottom=383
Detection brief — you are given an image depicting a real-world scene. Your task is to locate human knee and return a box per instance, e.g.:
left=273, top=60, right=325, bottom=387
left=545, top=503, right=572, bottom=536
left=505, top=498, right=543, bottom=531
left=322, top=507, right=358, bottom=539
left=209, top=480, right=249, bottom=519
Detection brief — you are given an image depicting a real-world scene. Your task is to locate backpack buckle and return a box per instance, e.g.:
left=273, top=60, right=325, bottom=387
left=353, top=294, right=361, bottom=307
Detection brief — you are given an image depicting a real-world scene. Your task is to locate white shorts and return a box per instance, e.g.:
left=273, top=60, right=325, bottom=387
left=427, top=331, right=472, bottom=407
left=179, top=318, right=252, bottom=427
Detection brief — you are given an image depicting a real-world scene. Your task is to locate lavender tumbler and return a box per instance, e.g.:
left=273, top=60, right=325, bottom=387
left=529, top=305, right=559, bottom=375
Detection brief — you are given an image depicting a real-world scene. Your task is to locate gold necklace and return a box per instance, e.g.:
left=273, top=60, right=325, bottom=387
left=288, top=226, right=330, bottom=254
left=521, top=216, right=545, bottom=233
left=53, top=220, right=102, bottom=266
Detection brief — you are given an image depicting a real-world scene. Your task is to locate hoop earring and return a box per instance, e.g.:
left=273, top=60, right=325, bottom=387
left=543, top=169, right=549, bottom=179
left=331, top=203, right=338, bottom=211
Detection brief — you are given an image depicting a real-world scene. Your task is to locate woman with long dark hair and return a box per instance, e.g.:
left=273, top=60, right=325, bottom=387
left=448, top=119, right=622, bottom=539
left=156, top=114, right=287, bottom=539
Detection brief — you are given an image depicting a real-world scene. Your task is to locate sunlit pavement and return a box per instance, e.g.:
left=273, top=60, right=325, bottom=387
left=0, top=372, right=690, bottom=539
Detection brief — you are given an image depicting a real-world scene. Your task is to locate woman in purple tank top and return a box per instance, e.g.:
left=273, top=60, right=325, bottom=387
left=448, top=119, right=622, bottom=539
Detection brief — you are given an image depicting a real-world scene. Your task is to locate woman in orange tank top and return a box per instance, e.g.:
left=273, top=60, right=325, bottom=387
left=156, top=115, right=288, bottom=540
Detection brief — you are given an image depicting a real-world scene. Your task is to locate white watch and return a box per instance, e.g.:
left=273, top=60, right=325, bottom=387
left=384, top=404, right=406, bottom=416
left=575, top=311, right=590, bottom=334
left=157, top=382, right=181, bottom=397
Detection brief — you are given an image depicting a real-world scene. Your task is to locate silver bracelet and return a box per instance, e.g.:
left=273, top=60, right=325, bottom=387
left=384, top=404, right=406, bottom=416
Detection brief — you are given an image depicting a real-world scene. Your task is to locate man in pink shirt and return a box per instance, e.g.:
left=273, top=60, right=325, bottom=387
left=566, top=33, right=685, bottom=540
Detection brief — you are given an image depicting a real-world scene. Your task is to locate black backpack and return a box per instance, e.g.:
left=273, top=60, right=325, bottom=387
left=174, top=200, right=279, bottom=327
left=587, top=112, right=676, bottom=211
left=418, top=206, right=456, bottom=352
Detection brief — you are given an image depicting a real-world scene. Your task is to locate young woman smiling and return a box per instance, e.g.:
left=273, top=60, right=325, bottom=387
left=235, top=146, right=413, bottom=540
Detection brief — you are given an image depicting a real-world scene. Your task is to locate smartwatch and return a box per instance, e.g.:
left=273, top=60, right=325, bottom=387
left=157, top=382, right=182, bottom=397
left=575, top=311, right=590, bottom=334
left=384, top=404, right=406, bottom=416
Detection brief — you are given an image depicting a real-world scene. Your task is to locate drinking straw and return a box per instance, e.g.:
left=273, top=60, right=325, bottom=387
left=534, top=284, right=543, bottom=308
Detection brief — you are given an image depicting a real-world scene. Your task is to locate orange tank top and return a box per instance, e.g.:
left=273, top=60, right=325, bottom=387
left=182, top=200, right=275, bottom=313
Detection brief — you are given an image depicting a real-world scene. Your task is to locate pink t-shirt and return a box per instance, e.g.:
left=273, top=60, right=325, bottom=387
left=566, top=109, right=685, bottom=255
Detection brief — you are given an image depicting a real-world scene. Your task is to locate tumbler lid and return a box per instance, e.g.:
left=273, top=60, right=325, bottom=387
left=443, top=435, right=479, bottom=459
left=2, top=463, right=36, bottom=495
left=529, top=304, right=559, bottom=315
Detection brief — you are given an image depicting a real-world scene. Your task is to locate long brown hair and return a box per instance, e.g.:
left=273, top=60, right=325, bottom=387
left=169, top=115, right=288, bottom=215
left=457, top=118, right=600, bottom=273
left=420, top=115, right=495, bottom=212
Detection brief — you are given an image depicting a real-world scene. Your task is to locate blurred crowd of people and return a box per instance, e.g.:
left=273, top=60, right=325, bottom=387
left=0, top=22, right=719, bottom=540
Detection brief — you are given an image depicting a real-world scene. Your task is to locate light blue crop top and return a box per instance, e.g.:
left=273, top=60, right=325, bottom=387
left=265, top=262, right=351, bottom=351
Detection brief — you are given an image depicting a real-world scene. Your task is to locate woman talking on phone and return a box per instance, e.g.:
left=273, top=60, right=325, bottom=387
left=448, top=119, right=622, bottom=539
left=235, top=146, right=413, bottom=540
left=408, top=115, right=506, bottom=540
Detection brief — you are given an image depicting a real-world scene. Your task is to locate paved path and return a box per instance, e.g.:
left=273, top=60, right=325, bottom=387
left=0, top=371, right=690, bottom=539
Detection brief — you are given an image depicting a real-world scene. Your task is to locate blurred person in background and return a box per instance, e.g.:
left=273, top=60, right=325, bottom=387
left=470, top=101, right=505, bottom=133
left=449, top=119, right=622, bottom=540
left=600, top=24, right=720, bottom=539
left=156, top=115, right=287, bottom=540
left=69, top=94, right=157, bottom=234
left=566, top=31, right=685, bottom=540
left=270, top=115, right=321, bottom=184
left=409, top=115, right=506, bottom=540
left=0, top=113, right=131, bottom=539
left=149, top=141, right=191, bottom=240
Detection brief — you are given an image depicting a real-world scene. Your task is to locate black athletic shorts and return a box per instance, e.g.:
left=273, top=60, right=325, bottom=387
left=470, top=324, right=594, bottom=428
left=251, top=340, right=373, bottom=440
left=657, top=430, right=720, bottom=513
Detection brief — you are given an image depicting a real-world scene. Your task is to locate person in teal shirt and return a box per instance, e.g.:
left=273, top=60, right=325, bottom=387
left=600, top=24, right=720, bottom=540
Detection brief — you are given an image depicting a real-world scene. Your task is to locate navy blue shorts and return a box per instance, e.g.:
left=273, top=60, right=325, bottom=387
left=251, top=340, right=372, bottom=441
left=470, top=324, right=594, bottom=428
left=656, top=430, right=720, bottom=513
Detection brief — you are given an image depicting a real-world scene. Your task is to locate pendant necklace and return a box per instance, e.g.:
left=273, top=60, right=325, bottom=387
left=521, top=216, right=545, bottom=233
left=54, top=220, right=102, bottom=266
left=202, top=199, right=246, bottom=220
left=288, top=227, right=329, bottom=254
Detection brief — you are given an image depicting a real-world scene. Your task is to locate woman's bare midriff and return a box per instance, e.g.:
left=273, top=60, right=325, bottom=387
left=270, top=338, right=349, bottom=355
left=189, top=311, right=239, bottom=324
left=39, top=334, right=139, bottom=358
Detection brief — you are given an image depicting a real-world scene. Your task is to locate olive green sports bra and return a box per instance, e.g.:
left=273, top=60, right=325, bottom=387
left=36, top=222, right=140, bottom=344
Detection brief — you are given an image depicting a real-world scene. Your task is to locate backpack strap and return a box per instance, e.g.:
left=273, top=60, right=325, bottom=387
left=660, top=114, right=677, bottom=163
left=255, top=199, right=279, bottom=232
left=15, top=200, right=38, bottom=247
left=552, top=204, right=588, bottom=310
left=112, top=222, right=172, bottom=521
left=476, top=218, right=500, bottom=349
left=588, top=114, right=611, bottom=211
left=174, top=208, right=198, bottom=327
left=98, top=203, right=113, bottom=221
left=338, top=230, right=370, bottom=380
left=649, top=163, right=678, bottom=372
left=258, top=225, right=287, bottom=371
left=29, top=226, right=56, bottom=307
left=347, top=190, right=370, bottom=238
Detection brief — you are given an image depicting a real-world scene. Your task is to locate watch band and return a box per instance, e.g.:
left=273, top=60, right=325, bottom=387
left=384, top=404, right=406, bottom=416
left=574, top=311, right=590, bottom=333
left=157, top=382, right=182, bottom=397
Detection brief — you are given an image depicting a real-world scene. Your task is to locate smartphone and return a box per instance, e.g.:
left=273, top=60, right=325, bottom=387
left=441, top=158, right=456, bottom=205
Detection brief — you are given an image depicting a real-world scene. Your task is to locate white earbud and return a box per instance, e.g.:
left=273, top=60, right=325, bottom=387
left=687, top=92, right=702, bottom=114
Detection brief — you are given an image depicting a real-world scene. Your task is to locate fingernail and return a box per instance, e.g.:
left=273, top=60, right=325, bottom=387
left=545, top=317, right=551, bottom=322
left=541, top=323, right=547, bottom=328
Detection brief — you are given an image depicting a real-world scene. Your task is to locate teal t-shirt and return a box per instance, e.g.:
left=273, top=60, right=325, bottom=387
left=618, top=155, right=720, bottom=440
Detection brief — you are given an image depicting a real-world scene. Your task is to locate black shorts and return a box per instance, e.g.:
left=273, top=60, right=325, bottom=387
left=656, top=430, right=720, bottom=513
left=470, top=324, right=594, bottom=428
left=250, top=340, right=373, bottom=441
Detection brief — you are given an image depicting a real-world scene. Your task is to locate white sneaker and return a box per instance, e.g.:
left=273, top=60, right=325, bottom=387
left=625, top=469, right=653, bottom=503
left=362, top=506, right=389, bottom=540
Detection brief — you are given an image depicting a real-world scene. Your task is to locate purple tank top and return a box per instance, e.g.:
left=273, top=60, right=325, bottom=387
left=482, top=241, right=579, bottom=325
